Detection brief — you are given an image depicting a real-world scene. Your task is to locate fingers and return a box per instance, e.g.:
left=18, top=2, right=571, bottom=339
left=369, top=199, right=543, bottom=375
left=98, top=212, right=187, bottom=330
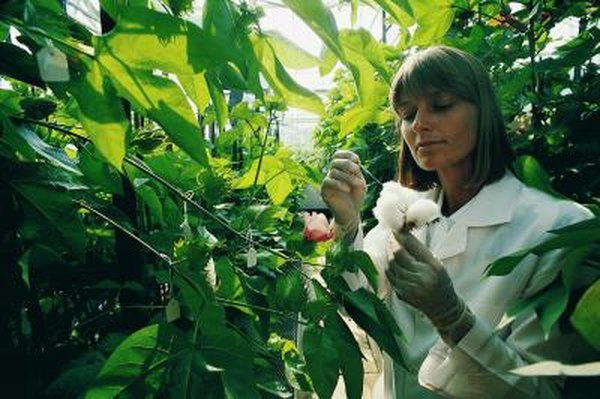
left=332, top=150, right=361, bottom=164
left=330, top=157, right=362, bottom=178
left=322, top=175, right=351, bottom=194
left=393, top=231, right=442, bottom=268
left=329, top=167, right=365, bottom=190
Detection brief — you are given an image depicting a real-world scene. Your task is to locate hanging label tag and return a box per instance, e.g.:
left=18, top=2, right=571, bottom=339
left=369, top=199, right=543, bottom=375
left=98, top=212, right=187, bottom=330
left=165, top=298, right=181, bottom=322
left=247, top=247, right=257, bottom=268
left=36, top=46, right=70, bottom=82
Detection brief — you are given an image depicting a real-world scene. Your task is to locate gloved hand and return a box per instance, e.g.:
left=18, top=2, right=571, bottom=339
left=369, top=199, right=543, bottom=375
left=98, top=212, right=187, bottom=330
left=321, top=150, right=366, bottom=240
left=386, top=231, right=474, bottom=345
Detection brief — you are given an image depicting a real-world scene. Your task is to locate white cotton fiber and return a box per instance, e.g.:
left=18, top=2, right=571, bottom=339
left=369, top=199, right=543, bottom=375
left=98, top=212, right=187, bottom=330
left=406, top=199, right=441, bottom=229
left=373, top=181, right=441, bottom=232
left=373, top=194, right=406, bottom=231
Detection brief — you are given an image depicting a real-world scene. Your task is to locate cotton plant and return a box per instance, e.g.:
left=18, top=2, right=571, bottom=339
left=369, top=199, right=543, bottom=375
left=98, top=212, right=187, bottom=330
left=373, top=182, right=441, bottom=232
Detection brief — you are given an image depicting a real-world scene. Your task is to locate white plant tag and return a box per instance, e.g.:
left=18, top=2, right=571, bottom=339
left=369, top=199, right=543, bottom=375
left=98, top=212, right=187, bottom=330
left=165, top=298, right=181, bottom=322
left=247, top=247, right=257, bottom=268
left=36, top=46, right=70, bottom=82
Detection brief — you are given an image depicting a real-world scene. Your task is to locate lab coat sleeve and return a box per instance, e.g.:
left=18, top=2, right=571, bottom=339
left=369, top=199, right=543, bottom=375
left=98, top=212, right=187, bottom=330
left=343, top=224, right=392, bottom=295
left=418, top=205, right=594, bottom=399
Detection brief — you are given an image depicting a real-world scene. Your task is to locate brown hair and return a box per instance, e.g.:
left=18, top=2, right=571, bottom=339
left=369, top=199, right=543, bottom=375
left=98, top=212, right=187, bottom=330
left=390, top=46, right=514, bottom=190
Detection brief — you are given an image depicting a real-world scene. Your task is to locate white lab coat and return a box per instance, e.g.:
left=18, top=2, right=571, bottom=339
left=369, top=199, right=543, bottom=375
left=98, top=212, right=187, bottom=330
left=348, top=170, right=593, bottom=398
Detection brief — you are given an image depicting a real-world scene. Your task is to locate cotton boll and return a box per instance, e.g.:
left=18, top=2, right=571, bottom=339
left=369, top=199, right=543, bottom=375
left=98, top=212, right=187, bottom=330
left=373, top=194, right=406, bottom=231
left=406, top=199, right=441, bottom=229
left=380, top=181, right=419, bottom=210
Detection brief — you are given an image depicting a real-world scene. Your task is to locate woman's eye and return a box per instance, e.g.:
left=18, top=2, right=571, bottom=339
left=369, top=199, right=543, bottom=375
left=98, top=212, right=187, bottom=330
left=402, top=110, right=416, bottom=121
left=433, top=103, right=453, bottom=112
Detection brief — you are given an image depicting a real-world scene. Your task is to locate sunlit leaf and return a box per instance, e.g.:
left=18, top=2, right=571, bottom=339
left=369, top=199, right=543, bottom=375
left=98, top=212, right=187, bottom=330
left=252, top=34, right=324, bottom=116
left=571, top=279, right=600, bottom=350
left=281, top=0, right=345, bottom=62
left=69, top=60, right=129, bottom=171
left=264, top=30, right=321, bottom=69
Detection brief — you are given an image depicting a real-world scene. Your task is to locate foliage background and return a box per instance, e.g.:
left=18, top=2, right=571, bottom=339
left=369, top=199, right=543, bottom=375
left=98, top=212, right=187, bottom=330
left=0, top=0, right=598, bottom=398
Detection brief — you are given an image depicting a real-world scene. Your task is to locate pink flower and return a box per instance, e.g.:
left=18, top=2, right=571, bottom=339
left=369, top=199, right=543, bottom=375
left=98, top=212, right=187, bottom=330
left=303, top=212, right=334, bottom=242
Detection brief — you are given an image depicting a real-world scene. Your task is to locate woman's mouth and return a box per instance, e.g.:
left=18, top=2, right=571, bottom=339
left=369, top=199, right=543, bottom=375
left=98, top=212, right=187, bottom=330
left=417, top=140, right=444, bottom=150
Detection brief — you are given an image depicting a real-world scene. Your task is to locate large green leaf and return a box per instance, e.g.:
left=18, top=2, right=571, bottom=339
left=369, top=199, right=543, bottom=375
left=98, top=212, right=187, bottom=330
left=12, top=183, right=86, bottom=261
left=96, top=7, right=234, bottom=76
left=273, top=269, right=307, bottom=312
left=264, top=30, right=322, bottom=69
left=486, top=217, right=600, bottom=276
left=85, top=324, right=170, bottom=399
left=205, top=71, right=229, bottom=133
left=571, top=279, right=600, bottom=350
left=281, top=0, right=345, bottom=62
left=371, top=0, right=415, bottom=27
left=234, top=154, right=295, bottom=205
left=96, top=56, right=208, bottom=166
left=513, top=155, right=565, bottom=199
left=343, top=288, right=407, bottom=368
left=252, top=34, right=324, bottom=116
left=339, top=29, right=390, bottom=104
left=15, top=125, right=80, bottom=175
left=408, top=0, right=455, bottom=46
left=326, top=312, right=364, bottom=399
left=69, top=60, right=129, bottom=171
left=303, top=324, right=340, bottom=399
left=179, top=72, right=211, bottom=115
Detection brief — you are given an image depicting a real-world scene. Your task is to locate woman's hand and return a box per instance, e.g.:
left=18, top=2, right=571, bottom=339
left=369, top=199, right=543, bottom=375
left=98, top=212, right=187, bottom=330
left=386, top=231, right=474, bottom=345
left=321, top=150, right=366, bottom=237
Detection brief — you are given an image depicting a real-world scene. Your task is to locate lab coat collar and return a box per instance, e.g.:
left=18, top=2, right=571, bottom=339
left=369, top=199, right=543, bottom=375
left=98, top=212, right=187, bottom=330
left=416, top=170, right=523, bottom=260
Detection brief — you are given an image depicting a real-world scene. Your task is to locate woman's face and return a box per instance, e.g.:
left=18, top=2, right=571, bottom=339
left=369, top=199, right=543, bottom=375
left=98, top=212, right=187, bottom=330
left=397, top=89, right=478, bottom=174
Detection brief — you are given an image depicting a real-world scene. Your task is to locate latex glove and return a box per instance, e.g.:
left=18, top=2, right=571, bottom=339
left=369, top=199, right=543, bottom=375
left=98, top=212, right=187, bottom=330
left=321, top=150, right=366, bottom=240
left=386, top=231, right=474, bottom=345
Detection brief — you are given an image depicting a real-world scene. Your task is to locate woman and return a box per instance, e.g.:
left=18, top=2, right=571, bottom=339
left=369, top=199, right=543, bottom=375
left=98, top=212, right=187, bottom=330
left=321, top=46, right=592, bottom=398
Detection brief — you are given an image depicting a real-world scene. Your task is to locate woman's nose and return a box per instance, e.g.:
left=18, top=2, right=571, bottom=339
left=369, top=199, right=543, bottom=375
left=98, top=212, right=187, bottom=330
left=412, top=109, right=432, bottom=132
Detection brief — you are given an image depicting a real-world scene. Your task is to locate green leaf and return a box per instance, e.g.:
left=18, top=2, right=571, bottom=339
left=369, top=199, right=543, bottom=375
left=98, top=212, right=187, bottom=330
left=343, top=288, right=407, bottom=368
left=571, top=279, right=600, bottom=350
left=79, top=144, right=124, bottom=195
left=409, top=0, right=455, bottom=46
left=252, top=34, right=324, bottom=116
left=273, top=269, right=307, bottom=312
left=537, top=283, right=568, bottom=337
left=136, top=185, right=164, bottom=226
left=487, top=218, right=600, bottom=276
left=12, top=183, right=86, bottom=261
left=303, top=324, right=340, bottom=399
left=371, top=0, right=415, bottom=26
left=326, top=312, right=364, bottom=399
left=319, top=45, right=338, bottom=76
left=97, top=7, right=235, bottom=76
left=339, top=29, right=390, bottom=104
left=15, top=125, right=81, bottom=175
left=69, top=60, right=129, bottom=171
left=264, top=30, right=321, bottom=69
left=205, top=71, right=229, bottom=132
left=513, top=155, right=565, bottom=199
left=339, top=104, right=379, bottom=137
left=179, top=72, right=211, bottom=114
left=96, top=58, right=208, bottom=166
left=85, top=324, right=169, bottom=399
left=265, top=168, right=293, bottom=205
left=282, top=0, right=345, bottom=62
